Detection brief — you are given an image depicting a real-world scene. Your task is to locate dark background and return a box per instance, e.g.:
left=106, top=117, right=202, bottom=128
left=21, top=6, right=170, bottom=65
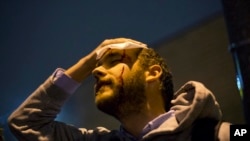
left=0, top=0, right=243, bottom=140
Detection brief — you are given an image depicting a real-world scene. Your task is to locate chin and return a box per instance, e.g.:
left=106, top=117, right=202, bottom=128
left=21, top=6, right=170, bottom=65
left=95, top=91, right=114, bottom=104
left=95, top=93, right=119, bottom=116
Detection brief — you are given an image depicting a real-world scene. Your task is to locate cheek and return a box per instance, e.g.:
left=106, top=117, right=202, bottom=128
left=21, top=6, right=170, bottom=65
left=109, top=64, right=128, bottom=86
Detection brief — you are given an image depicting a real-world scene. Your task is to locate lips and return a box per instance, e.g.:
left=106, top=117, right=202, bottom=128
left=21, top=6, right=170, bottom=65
left=95, top=80, right=112, bottom=95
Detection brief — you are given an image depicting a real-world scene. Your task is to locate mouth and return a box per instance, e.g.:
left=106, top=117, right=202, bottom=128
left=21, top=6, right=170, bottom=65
left=95, top=80, right=112, bottom=95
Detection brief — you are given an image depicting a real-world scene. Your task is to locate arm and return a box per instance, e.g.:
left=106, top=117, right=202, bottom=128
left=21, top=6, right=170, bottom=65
left=8, top=76, right=84, bottom=141
left=7, top=45, right=98, bottom=141
left=8, top=38, right=137, bottom=141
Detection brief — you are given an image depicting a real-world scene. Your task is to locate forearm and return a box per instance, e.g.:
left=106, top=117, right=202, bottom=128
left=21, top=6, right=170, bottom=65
left=65, top=53, right=96, bottom=83
left=8, top=77, right=72, bottom=140
left=8, top=52, right=97, bottom=140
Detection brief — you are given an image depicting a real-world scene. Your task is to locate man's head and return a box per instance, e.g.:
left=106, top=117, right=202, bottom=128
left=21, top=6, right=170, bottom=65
left=92, top=38, right=173, bottom=119
left=137, top=48, right=174, bottom=111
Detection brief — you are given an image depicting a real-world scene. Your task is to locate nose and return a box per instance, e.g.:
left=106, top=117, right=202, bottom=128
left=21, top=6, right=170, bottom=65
left=92, top=66, right=107, bottom=79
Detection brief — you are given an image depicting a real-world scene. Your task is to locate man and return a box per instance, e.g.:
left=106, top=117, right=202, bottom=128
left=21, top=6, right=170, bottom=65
left=8, top=38, right=230, bottom=141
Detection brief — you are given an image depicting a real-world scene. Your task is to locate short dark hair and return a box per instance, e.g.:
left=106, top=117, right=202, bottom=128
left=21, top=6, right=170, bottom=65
left=137, top=48, right=174, bottom=111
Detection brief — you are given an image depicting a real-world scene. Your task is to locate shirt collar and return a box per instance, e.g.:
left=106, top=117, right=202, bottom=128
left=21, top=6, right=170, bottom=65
left=119, top=110, right=175, bottom=140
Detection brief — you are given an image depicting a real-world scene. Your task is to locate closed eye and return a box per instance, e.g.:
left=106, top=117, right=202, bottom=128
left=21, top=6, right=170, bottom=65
left=110, top=59, right=121, bottom=65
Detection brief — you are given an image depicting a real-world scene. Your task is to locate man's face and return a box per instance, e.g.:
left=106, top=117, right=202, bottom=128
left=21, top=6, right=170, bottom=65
left=92, top=48, right=147, bottom=118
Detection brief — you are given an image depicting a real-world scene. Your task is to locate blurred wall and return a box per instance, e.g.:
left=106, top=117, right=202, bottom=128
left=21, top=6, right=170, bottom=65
left=154, top=14, right=245, bottom=124
left=2, top=12, right=246, bottom=141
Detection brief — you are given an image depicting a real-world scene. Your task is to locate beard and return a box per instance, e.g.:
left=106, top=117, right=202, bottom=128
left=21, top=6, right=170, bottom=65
left=95, top=68, right=146, bottom=120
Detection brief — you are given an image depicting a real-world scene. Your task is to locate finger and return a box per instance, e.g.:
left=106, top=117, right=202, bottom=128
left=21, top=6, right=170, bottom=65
left=98, top=37, right=146, bottom=48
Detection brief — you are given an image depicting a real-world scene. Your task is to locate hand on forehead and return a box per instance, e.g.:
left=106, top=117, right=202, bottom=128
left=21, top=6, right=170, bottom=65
left=96, top=38, right=148, bottom=60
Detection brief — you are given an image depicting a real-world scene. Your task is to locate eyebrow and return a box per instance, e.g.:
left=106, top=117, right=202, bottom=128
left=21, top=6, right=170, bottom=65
left=96, top=52, right=121, bottom=66
left=106, top=52, right=121, bottom=58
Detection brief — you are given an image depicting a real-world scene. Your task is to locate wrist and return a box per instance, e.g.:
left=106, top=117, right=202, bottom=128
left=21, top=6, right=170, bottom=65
left=65, top=54, right=96, bottom=83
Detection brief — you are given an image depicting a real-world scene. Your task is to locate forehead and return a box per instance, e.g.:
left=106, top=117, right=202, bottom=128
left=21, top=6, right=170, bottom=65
left=99, top=48, right=142, bottom=62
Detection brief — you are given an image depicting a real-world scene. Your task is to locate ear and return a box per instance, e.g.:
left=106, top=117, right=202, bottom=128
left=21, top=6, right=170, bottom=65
left=145, top=65, right=162, bottom=82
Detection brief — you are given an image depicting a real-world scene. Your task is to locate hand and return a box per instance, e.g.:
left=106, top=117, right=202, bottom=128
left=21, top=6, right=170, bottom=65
left=65, top=37, right=144, bottom=82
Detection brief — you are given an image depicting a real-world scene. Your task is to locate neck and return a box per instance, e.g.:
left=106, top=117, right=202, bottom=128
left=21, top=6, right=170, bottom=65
left=118, top=81, right=166, bottom=138
left=119, top=106, right=165, bottom=138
